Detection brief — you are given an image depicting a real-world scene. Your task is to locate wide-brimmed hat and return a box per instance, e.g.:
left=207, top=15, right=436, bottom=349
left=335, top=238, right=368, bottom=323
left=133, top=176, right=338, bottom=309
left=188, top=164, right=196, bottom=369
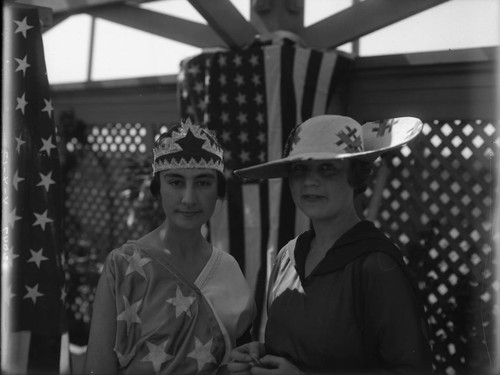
left=234, top=115, right=423, bottom=179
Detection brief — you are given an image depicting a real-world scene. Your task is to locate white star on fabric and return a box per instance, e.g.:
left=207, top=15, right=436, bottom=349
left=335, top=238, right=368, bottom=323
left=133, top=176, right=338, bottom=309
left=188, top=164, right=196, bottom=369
left=239, top=150, right=250, bottom=163
left=249, top=54, right=259, bottom=66
left=15, top=135, right=26, bottom=153
left=27, top=248, right=49, bottom=268
left=166, top=285, right=195, bottom=318
left=14, top=17, right=33, bottom=38
left=40, top=136, right=56, bottom=156
left=117, top=296, right=142, bottom=332
left=15, top=55, right=30, bottom=76
left=236, top=93, right=246, bottom=105
left=141, top=340, right=174, bottom=375
left=33, top=210, right=53, bottom=231
left=16, top=93, right=28, bottom=114
left=234, top=74, right=244, bottom=86
left=122, top=251, right=152, bottom=279
left=5, top=285, right=16, bottom=308
left=24, top=284, right=44, bottom=304
left=187, top=64, right=200, bottom=76
left=233, top=55, right=242, bottom=66
left=187, top=337, right=216, bottom=372
left=238, top=131, right=249, bottom=144
left=237, top=112, right=248, bottom=124
left=42, top=99, right=54, bottom=119
left=36, top=171, right=55, bottom=192
left=8, top=208, right=22, bottom=229
left=12, top=170, right=24, bottom=191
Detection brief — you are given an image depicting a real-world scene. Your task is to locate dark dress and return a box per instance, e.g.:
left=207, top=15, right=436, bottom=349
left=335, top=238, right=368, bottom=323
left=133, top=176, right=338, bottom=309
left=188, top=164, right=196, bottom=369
left=265, top=220, right=433, bottom=374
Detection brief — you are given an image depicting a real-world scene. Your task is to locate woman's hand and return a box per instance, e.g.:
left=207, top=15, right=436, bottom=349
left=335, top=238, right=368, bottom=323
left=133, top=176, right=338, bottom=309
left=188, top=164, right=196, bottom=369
left=228, top=341, right=266, bottom=374
left=250, top=355, right=305, bottom=375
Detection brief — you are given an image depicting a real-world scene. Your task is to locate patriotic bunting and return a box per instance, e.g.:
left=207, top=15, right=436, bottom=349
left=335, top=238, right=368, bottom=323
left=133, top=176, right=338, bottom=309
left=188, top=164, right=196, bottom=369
left=178, top=39, right=351, bottom=338
left=2, top=5, right=69, bottom=374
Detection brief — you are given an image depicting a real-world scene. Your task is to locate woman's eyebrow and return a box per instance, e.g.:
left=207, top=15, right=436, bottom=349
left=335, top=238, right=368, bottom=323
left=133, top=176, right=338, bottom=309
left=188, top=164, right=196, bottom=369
left=162, top=172, right=184, bottom=178
left=195, top=174, right=216, bottom=179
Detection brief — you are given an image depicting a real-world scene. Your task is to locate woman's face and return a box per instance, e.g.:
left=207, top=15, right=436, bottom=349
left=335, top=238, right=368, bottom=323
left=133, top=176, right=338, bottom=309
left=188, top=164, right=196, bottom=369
left=288, top=159, right=355, bottom=223
left=159, top=168, right=218, bottom=231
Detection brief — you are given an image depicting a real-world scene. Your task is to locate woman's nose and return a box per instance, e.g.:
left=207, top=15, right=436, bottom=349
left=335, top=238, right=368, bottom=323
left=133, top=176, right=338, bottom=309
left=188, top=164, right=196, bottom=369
left=303, top=170, right=320, bottom=186
left=181, top=184, right=196, bottom=205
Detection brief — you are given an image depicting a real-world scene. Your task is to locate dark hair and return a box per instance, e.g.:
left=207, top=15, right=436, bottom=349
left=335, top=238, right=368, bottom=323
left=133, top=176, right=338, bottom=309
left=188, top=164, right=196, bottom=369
left=347, top=159, right=374, bottom=196
left=149, top=171, right=227, bottom=200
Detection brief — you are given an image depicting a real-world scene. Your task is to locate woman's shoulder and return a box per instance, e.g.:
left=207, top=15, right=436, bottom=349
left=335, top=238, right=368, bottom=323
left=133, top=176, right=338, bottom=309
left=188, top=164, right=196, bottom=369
left=214, top=247, right=242, bottom=269
left=105, top=241, right=151, bottom=264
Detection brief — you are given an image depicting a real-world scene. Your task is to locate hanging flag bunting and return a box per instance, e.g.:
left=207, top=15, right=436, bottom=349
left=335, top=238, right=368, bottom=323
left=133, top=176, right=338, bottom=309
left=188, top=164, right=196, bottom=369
left=178, top=38, right=351, bottom=338
left=2, top=4, right=69, bottom=374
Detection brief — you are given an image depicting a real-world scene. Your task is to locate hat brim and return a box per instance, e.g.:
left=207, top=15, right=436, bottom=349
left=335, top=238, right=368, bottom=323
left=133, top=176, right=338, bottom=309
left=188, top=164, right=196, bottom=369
left=234, top=117, right=422, bottom=180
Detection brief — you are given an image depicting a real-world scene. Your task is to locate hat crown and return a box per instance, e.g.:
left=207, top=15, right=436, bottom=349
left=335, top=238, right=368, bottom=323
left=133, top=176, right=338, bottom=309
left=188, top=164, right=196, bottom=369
left=286, top=115, right=364, bottom=157
left=152, top=119, right=224, bottom=174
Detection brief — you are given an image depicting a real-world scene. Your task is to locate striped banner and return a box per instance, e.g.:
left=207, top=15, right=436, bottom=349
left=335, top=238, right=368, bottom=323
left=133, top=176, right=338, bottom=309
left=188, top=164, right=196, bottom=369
left=178, top=39, right=350, bottom=339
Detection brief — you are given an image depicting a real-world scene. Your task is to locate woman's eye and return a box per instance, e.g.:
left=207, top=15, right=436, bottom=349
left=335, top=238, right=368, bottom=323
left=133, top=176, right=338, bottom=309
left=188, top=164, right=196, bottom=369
left=168, top=179, right=182, bottom=186
left=290, top=164, right=306, bottom=173
left=320, top=164, right=337, bottom=174
left=197, top=180, right=212, bottom=187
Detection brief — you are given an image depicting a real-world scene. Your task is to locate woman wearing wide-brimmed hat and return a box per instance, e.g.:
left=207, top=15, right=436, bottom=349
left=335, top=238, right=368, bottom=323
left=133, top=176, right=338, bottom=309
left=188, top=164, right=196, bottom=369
left=228, top=115, right=433, bottom=375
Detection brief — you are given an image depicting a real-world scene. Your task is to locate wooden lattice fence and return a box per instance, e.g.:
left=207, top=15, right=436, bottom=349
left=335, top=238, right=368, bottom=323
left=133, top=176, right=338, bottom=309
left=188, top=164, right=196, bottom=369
left=358, top=119, right=498, bottom=375
left=60, top=116, right=498, bottom=374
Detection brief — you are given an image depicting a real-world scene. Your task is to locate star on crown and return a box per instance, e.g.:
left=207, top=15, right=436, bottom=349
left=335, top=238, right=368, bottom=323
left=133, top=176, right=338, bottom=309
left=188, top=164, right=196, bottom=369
left=153, top=119, right=223, bottom=160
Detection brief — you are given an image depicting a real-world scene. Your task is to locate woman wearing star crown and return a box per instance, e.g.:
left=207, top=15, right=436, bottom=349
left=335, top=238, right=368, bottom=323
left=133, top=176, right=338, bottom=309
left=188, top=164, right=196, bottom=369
left=228, top=115, right=433, bottom=375
left=85, top=119, right=255, bottom=375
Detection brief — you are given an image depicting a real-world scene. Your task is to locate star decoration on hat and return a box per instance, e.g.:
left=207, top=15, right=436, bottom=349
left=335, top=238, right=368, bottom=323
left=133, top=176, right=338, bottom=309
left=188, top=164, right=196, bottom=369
left=141, top=340, right=174, bottom=375
left=187, top=337, right=217, bottom=372
left=166, top=285, right=196, bottom=318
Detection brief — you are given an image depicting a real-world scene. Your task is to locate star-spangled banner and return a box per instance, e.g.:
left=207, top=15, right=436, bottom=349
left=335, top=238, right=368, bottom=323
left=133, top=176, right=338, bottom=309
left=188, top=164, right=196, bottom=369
left=2, top=4, right=69, bottom=374
left=178, top=38, right=351, bottom=338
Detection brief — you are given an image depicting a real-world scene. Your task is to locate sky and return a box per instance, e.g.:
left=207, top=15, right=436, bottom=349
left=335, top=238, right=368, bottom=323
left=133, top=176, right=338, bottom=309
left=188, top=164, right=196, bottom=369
left=41, top=0, right=499, bottom=85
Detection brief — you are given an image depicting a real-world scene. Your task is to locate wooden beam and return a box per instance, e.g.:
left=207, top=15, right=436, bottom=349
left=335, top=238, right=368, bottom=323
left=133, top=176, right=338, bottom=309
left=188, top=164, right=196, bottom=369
left=187, top=0, right=258, bottom=48
left=250, top=0, right=304, bottom=35
left=12, top=0, right=149, bottom=15
left=85, top=4, right=227, bottom=48
left=299, top=0, right=451, bottom=49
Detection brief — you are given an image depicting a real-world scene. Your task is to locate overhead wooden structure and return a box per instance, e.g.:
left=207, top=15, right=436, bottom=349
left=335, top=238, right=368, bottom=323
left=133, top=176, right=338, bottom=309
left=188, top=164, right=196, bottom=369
left=18, top=0, right=450, bottom=50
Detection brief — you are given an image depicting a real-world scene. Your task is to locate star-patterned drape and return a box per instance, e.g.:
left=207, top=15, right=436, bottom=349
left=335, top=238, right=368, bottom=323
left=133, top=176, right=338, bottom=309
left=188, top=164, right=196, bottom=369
left=2, top=4, right=69, bottom=374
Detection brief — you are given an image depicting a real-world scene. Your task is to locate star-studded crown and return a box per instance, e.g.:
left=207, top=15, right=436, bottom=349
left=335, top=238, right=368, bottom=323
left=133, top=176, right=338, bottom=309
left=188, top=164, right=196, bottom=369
left=152, top=118, right=224, bottom=174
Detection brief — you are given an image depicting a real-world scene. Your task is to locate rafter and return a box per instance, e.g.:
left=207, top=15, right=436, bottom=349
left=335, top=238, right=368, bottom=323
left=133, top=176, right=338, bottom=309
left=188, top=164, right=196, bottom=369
left=298, top=0, right=451, bottom=50
left=84, top=4, right=226, bottom=48
left=187, top=0, right=258, bottom=48
left=13, top=0, right=149, bottom=15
